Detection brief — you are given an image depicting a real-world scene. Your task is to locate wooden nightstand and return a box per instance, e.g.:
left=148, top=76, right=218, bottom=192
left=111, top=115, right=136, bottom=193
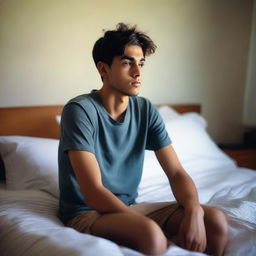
left=221, top=148, right=256, bottom=170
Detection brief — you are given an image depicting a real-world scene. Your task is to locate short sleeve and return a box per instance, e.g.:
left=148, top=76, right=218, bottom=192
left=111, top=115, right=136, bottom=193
left=60, top=103, right=96, bottom=153
left=146, top=102, right=171, bottom=151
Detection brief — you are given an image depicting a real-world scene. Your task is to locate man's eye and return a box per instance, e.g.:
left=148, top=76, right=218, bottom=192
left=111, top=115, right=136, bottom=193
left=122, top=61, right=131, bottom=66
left=139, top=63, right=145, bottom=67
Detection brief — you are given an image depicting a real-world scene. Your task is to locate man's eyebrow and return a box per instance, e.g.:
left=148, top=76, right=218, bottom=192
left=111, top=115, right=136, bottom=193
left=120, top=56, right=145, bottom=62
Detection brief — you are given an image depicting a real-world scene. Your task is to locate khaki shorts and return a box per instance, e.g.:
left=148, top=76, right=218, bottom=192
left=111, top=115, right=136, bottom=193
left=67, top=202, right=181, bottom=234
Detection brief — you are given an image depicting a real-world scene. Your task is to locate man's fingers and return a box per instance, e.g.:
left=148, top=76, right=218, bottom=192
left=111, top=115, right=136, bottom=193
left=191, top=239, right=207, bottom=252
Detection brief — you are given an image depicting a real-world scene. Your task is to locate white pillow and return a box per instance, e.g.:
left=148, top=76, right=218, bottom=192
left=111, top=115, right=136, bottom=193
left=157, top=105, right=180, bottom=122
left=0, top=136, right=59, bottom=197
left=164, top=113, right=236, bottom=171
left=166, top=113, right=217, bottom=158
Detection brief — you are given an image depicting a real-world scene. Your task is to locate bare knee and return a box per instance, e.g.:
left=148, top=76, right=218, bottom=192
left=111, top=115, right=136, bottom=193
left=204, top=207, right=229, bottom=256
left=207, top=207, right=228, bottom=237
left=134, top=218, right=168, bottom=255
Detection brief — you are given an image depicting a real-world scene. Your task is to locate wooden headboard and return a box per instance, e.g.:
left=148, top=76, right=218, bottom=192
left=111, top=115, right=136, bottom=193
left=0, top=104, right=201, bottom=139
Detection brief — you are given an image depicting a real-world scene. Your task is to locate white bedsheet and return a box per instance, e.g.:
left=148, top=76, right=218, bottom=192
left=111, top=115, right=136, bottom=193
left=0, top=162, right=255, bottom=256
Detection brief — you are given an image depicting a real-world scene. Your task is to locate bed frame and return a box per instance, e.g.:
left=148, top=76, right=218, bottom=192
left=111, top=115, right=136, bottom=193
left=0, top=104, right=201, bottom=139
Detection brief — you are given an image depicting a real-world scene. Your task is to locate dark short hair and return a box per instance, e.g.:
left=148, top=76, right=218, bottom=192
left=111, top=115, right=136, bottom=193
left=92, top=23, right=157, bottom=66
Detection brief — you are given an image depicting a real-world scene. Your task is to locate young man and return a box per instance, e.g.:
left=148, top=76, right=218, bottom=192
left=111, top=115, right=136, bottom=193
left=58, top=23, right=228, bottom=255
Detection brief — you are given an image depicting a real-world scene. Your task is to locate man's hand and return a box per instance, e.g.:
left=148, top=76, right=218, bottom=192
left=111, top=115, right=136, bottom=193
left=178, top=205, right=207, bottom=252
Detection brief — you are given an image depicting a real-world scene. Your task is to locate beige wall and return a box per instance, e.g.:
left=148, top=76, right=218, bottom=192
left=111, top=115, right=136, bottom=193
left=0, top=0, right=253, bottom=143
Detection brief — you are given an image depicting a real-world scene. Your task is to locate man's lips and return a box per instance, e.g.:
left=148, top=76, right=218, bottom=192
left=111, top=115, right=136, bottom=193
left=131, top=81, right=141, bottom=86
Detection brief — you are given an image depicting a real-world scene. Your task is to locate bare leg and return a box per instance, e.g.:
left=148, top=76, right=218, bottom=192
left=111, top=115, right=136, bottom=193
left=203, top=206, right=229, bottom=256
left=165, top=205, right=229, bottom=256
left=91, top=212, right=168, bottom=255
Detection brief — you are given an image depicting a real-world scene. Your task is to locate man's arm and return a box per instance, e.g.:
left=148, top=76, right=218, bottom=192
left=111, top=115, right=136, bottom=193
left=68, top=150, right=138, bottom=215
left=155, top=145, right=207, bottom=252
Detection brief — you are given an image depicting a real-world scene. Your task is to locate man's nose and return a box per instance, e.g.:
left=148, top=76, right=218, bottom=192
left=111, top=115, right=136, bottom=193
left=132, top=63, right=141, bottom=78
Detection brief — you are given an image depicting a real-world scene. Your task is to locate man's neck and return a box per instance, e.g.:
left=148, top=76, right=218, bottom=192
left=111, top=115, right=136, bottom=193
left=97, top=87, right=129, bottom=122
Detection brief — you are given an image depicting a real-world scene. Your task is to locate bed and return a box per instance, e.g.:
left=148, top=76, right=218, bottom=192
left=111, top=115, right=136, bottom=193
left=0, top=104, right=255, bottom=256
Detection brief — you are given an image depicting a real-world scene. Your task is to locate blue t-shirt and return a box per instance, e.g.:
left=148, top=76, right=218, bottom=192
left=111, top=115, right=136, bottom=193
left=58, top=91, right=171, bottom=223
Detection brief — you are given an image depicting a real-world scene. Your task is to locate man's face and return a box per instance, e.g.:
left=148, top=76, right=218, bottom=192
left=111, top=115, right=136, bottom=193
left=104, top=45, right=145, bottom=96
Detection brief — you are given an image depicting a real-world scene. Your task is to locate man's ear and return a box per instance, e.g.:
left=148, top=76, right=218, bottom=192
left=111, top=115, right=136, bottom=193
left=96, top=61, right=109, bottom=78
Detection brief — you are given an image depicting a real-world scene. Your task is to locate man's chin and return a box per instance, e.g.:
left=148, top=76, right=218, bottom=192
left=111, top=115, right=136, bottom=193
left=115, top=86, right=140, bottom=97
left=130, top=91, right=140, bottom=96
left=121, top=90, right=140, bottom=97
left=127, top=88, right=140, bottom=96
